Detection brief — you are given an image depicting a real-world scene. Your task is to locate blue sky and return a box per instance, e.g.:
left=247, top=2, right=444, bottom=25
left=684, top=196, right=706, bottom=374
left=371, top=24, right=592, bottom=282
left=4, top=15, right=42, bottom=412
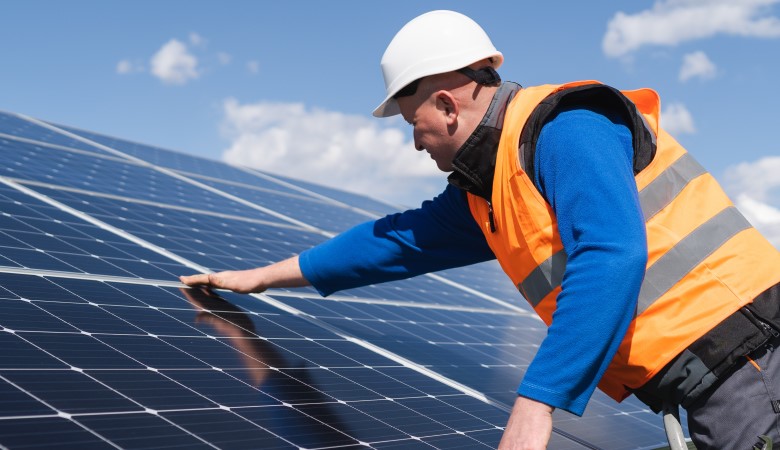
left=1, top=0, right=779, bottom=246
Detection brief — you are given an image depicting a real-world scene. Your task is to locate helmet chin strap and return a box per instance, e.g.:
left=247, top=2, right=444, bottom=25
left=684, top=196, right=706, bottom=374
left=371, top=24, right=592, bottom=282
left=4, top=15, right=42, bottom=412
left=456, top=66, right=501, bottom=85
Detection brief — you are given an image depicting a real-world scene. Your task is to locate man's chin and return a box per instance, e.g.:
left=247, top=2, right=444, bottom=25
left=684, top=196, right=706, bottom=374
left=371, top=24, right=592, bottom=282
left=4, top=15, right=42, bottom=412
left=435, top=161, right=455, bottom=172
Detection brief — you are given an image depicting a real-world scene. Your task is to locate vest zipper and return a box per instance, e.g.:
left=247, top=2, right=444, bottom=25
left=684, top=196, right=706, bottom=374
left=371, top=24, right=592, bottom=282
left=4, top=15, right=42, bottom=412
left=761, top=320, right=780, bottom=338
left=487, top=200, right=496, bottom=233
left=743, top=306, right=780, bottom=339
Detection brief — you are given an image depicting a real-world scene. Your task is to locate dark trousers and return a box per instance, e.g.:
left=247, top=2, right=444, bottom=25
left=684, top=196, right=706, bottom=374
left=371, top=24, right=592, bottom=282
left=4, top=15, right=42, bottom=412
left=687, top=335, right=780, bottom=449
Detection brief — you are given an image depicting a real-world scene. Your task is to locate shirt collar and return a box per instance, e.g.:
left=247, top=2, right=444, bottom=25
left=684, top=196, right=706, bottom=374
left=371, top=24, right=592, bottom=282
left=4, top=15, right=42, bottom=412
left=447, top=81, right=522, bottom=199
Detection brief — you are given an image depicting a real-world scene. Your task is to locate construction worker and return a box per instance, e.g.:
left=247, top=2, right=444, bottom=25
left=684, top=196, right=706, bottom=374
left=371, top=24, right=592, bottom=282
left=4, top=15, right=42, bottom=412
left=181, top=10, right=780, bottom=449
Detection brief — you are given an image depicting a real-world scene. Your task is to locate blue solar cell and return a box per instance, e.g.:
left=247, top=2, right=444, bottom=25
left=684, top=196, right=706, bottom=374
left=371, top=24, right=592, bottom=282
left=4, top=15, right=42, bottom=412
left=98, top=334, right=214, bottom=369
left=372, top=438, right=438, bottom=449
left=0, top=332, right=69, bottom=368
left=0, top=417, right=110, bottom=449
left=19, top=331, right=146, bottom=369
left=2, top=229, right=86, bottom=254
left=265, top=170, right=405, bottom=216
left=436, top=260, right=533, bottom=309
left=161, top=409, right=306, bottom=449
left=332, top=367, right=440, bottom=398
left=162, top=335, right=285, bottom=369
left=197, top=178, right=376, bottom=234
left=44, top=278, right=149, bottom=306
left=88, top=369, right=220, bottom=410
left=0, top=299, right=79, bottom=332
left=101, top=283, right=191, bottom=308
left=0, top=187, right=194, bottom=280
left=53, top=123, right=307, bottom=192
left=76, top=413, right=213, bottom=449
left=289, top=367, right=390, bottom=401
left=0, top=272, right=83, bottom=301
left=0, top=381, right=54, bottom=417
left=398, top=395, right=502, bottom=432
left=161, top=368, right=281, bottom=407
left=2, top=369, right=143, bottom=414
left=329, top=275, right=513, bottom=308
left=305, top=401, right=426, bottom=443
left=0, top=138, right=280, bottom=223
left=31, top=184, right=328, bottom=270
left=251, top=369, right=340, bottom=405
left=0, top=112, right=111, bottom=156
left=1, top=247, right=82, bottom=272
left=349, top=398, right=458, bottom=438
left=55, top=122, right=410, bottom=221
left=420, top=433, right=496, bottom=449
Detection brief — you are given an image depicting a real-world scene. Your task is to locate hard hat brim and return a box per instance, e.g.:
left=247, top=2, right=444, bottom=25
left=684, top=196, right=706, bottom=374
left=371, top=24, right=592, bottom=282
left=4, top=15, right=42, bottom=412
left=373, top=96, right=401, bottom=118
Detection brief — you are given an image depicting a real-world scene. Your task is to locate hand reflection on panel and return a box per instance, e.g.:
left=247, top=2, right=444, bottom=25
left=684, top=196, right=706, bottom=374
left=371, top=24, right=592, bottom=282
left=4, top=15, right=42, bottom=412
left=179, top=287, right=358, bottom=448
left=181, top=286, right=282, bottom=386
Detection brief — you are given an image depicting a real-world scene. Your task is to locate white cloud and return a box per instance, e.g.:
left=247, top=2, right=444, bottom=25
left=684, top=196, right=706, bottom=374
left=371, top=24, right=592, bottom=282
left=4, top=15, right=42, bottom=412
left=734, top=194, right=780, bottom=248
left=189, top=32, right=206, bottom=47
left=660, top=102, right=696, bottom=135
left=116, top=59, right=133, bottom=74
left=247, top=60, right=260, bottom=74
left=724, top=156, right=780, bottom=203
left=116, top=59, right=144, bottom=75
left=219, top=99, right=444, bottom=206
left=679, top=51, right=717, bottom=81
left=603, top=0, right=780, bottom=58
left=150, top=39, right=199, bottom=85
left=724, top=156, right=780, bottom=248
left=217, top=52, right=232, bottom=65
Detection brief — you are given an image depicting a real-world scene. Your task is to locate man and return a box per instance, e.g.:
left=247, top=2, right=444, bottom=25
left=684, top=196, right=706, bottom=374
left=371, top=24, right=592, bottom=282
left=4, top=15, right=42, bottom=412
left=182, top=10, right=780, bottom=449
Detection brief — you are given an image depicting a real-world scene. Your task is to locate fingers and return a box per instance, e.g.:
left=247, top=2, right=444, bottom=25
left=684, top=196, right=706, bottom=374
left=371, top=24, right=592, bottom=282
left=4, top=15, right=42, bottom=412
left=179, top=272, right=236, bottom=292
left=179, top=273, right=211, bottom=286
left=180, top=270, right=260, bottom=294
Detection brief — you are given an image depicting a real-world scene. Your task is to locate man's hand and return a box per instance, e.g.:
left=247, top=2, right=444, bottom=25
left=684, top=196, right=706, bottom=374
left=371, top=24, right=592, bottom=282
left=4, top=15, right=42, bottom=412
left=179, top=255, right=309, bottom=294
left=180, top=269, right=267, bottom=294
left=498, top=396, right=554, bottom=450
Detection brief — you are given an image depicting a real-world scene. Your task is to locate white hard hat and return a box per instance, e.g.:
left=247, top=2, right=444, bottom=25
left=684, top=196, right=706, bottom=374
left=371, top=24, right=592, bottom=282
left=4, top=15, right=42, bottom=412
left=373, top=10, right=504, bottom=118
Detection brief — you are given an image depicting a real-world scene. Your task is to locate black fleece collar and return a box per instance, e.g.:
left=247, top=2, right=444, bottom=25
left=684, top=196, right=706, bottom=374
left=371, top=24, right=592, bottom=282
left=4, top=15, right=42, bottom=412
left=447, top=82, right=522, bottom=200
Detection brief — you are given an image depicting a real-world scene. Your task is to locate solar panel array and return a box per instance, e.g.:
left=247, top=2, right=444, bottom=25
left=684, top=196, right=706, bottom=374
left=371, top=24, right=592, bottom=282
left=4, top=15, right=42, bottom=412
left=0, top=110, right=679, bottom=449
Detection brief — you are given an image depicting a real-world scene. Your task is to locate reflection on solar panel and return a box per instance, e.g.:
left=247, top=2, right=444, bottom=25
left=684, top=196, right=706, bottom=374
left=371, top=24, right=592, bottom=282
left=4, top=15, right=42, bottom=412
left=0, top=109, right=677, bottom=449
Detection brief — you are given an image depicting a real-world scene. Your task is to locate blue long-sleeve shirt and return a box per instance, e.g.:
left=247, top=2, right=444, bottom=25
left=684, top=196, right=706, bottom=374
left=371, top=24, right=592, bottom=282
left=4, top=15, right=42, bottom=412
left=299, top=106, right=647, bottom=416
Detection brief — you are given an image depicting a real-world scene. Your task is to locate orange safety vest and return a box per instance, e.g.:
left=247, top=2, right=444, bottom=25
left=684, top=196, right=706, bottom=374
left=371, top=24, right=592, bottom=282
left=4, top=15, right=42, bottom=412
left=467, top=81, right=780, bottom=401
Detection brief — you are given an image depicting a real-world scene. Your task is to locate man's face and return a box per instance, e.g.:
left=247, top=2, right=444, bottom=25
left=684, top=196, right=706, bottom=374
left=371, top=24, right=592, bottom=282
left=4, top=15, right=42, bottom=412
left=397, top=90, right=460, bottom=172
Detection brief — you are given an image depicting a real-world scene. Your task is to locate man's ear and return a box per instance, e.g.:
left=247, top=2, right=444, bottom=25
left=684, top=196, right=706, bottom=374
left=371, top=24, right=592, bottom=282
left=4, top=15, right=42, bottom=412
left=435, top=90, right=459, bottom=125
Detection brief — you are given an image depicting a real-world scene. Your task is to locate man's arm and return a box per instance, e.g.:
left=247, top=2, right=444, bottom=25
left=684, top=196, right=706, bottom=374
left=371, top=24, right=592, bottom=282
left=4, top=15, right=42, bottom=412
left=499, top=396, right=554, bottom=449
left=521, top=107, right=645, bottom=413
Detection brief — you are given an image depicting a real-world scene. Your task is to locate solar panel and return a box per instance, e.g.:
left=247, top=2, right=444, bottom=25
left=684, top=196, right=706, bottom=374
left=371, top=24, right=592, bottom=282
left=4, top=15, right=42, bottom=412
left=256, top=169, right=407, bottom=217
left=0, top=112, right=114, bottom=157
left=0, top=112, right=677, bottom=449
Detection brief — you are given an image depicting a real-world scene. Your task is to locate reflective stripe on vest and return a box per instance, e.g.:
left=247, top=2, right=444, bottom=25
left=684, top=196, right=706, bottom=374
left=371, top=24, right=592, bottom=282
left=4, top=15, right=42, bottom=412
left=637, top=206, right=751, bottom=314
left=517, top=151, right=739, bottom=315
left=518, top=250, right=566, bottom=308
